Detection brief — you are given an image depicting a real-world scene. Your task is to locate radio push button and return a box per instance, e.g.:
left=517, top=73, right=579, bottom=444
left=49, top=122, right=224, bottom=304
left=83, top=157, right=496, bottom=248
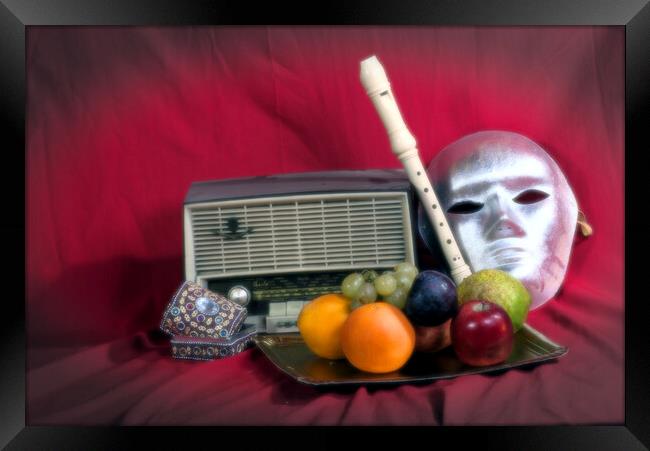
left=286, top=301, right=304, bottom=316
left=268, top=302, right=287, bottom=317
left=227, top=286, right=251, bottom=307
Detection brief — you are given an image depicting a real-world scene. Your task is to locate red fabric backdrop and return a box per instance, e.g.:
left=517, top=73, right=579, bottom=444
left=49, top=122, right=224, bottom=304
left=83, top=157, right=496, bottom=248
left=26, top=26, right=624, bottom=425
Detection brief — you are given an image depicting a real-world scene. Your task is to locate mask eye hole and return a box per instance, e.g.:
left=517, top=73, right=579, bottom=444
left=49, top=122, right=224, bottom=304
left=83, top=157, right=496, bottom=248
left=447, top=201, right=484, bottom=214
left=513, top=189, right=549, bottom=204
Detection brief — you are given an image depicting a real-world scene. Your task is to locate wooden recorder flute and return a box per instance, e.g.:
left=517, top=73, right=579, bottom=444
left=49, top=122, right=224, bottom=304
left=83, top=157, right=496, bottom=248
left=360, top=55, right=473, bottom=285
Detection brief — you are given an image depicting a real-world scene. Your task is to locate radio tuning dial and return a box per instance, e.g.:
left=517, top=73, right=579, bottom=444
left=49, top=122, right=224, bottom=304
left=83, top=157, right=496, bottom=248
left=227, top=285, right=251, bottom=307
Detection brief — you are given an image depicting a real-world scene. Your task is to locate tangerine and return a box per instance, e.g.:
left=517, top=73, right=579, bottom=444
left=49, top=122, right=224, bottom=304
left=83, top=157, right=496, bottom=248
left=340, top=302, right=415, bottom=373
left=297, top=293, right=351, bottom=359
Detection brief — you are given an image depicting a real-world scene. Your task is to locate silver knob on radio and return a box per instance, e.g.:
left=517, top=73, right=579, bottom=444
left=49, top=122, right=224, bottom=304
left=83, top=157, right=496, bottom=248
left=227, top=285, right=251, bottom=307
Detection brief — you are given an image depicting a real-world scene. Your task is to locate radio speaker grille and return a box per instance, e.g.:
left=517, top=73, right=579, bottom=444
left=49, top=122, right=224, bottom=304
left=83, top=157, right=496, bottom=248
left=186, top=193, right=412, bottom=279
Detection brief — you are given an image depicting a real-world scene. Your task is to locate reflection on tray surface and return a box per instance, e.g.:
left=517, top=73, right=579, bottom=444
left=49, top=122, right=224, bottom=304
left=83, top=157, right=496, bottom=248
left=253, top=326, right=567, bottom=386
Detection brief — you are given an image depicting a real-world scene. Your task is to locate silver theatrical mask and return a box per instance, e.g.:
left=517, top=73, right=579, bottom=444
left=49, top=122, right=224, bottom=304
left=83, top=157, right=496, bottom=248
left=418, top=131, right=578, bottom=310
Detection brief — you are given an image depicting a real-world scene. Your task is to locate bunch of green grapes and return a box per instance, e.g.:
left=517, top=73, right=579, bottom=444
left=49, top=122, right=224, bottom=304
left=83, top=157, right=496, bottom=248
left=340, top=262, right=419, bottom=310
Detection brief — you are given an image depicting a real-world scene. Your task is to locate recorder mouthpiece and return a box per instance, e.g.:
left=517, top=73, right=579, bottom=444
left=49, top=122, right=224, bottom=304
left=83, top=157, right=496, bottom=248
left=360, top=55, right=390, bottom=95
left=360, top=55, right=417, bottom=157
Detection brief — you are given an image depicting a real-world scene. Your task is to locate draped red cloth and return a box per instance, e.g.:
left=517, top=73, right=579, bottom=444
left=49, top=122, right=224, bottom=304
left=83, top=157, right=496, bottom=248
left=26, top=26, right=624, bottom=425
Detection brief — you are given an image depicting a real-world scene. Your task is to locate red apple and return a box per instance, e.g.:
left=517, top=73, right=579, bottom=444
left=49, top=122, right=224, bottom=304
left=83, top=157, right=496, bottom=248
left=414, top=319, right=452, bottom=353
left=451, top=300, right=514, bottom=366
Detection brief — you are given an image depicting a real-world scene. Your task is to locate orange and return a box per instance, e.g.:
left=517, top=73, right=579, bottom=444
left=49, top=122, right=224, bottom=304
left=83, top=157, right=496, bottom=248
left=297, top=293, right=351, bottom=359
left=340, top=302, right=415, bottom=374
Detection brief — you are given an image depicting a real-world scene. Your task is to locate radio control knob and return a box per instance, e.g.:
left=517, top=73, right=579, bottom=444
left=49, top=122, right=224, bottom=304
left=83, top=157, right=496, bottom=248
left=227, top=286, right=251, bottom=307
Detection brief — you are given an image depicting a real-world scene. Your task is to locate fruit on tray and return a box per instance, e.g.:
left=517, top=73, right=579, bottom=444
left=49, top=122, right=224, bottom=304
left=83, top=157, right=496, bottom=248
left=349, top=297, right=363, bottom=311
left=303, top=264, right=523, bottom=373
left=358, top=282, right=378, bottom=304
left=374, top=272, right=398, bottom=296
left=297, top=293, right=351, bottom=359
left=404, top=270, right=457, bottom=327
left=339, top=262, right=419, bottom=309
left=457, top=269, right=531, bottom=331
left=451, top=300, right=514, bottom=366
left=414, top=319, right=452, bottom=353
left=394, top=262, right=419, bottom=282
left=340, top=302, right=415, bottom=373
left=341, top=272, right=365, bottom=299
left=383, top=286, right=408, bottom=309
left=395, top=272, right=416, bottom=292
left=362, top=269, right=378, bottom=282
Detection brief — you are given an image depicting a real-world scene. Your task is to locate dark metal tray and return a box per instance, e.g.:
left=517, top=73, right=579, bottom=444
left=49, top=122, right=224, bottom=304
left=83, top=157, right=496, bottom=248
left=253, top=324, right=568, bottom=386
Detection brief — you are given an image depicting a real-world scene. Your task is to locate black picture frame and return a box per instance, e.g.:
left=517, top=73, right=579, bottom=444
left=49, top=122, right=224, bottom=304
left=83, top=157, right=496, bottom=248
left=2, top=0, right=648, bottom=449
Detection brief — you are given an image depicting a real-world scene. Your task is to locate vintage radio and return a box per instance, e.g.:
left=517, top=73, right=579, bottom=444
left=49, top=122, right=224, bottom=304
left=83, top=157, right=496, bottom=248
left=183, top=169, right=418, bottom=332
